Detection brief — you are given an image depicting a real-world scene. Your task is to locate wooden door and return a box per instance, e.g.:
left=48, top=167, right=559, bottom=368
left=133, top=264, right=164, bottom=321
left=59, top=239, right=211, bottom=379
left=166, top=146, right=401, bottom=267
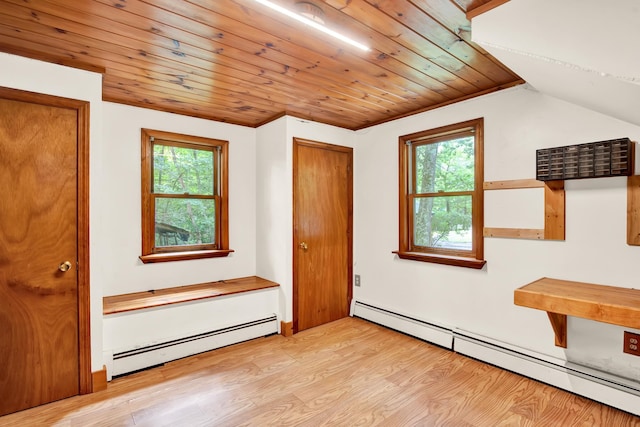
left=0, top=88, right=91, bottom=416
left=293, top=138, right=352, bottom=332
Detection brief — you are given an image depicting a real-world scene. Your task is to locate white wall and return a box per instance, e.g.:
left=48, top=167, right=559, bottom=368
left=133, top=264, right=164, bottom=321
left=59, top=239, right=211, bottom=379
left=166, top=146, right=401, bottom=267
left=256, top=116, right=355, bottom=322
left=101, top=103, right=258, bottom=295
left=256, top=116, right=289, bottom=323
left=100, top=103, right=279, bottom=357
left=353, top=84, right=640, bottom=381
left=0, top=52, right=105, bottom=371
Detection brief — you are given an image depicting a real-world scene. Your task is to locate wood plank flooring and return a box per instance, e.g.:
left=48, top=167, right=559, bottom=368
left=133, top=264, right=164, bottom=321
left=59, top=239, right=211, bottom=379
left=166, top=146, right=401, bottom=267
left=1, top=317, right=639, bottom=426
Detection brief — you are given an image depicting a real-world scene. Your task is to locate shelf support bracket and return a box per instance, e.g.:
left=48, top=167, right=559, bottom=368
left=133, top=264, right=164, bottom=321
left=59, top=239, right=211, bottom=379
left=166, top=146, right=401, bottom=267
left=546, top=312, right=567, bottom=348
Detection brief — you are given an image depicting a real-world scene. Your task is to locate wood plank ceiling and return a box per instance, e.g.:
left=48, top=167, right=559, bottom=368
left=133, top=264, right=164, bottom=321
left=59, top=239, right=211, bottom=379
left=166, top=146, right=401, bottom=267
left=0, top=0, right=523, bottom=130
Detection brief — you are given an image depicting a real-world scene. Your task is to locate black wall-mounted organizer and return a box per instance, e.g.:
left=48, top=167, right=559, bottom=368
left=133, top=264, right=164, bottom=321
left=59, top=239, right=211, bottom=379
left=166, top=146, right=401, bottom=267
left=536, top=138, right=634, bottom=181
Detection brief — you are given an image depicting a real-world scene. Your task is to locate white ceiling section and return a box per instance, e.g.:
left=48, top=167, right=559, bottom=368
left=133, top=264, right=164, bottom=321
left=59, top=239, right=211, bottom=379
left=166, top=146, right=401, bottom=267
left=471, top=0, right=640, bottom=127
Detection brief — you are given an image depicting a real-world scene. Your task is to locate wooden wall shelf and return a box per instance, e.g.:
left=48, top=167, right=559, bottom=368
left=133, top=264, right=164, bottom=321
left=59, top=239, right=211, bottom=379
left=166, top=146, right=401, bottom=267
left=627, top=175, right=640, bottom=245
left=483, top=179, right=565, bottom=240
left=514, top=277, right=640, bottom=348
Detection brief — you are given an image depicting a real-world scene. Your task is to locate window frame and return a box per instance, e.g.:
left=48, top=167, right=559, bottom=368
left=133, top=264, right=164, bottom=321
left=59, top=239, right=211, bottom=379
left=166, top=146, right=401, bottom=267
left=140, top=129, right=232, bottom=264
left=394, top=118, right=486, bottom=269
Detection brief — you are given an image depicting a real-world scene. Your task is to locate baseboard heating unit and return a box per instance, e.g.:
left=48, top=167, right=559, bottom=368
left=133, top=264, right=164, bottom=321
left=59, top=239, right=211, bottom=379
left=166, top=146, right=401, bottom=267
left=111, top=315, right=278, bottom=377
left=353, top=301, right=453, bottom=349
left=353, top=300, right=640, bottom=417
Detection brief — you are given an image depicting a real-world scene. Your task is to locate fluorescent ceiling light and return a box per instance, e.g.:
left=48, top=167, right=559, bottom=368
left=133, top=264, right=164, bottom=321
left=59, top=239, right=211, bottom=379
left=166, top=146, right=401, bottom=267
left=253, top=0, right=371, bottom=52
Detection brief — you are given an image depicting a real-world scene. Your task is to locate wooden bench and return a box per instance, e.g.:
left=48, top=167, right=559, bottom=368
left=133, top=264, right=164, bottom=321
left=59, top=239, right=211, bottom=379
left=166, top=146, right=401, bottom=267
left=103, top=276, right=279, bottom=315
left=514, top=277, right=640, bottom=347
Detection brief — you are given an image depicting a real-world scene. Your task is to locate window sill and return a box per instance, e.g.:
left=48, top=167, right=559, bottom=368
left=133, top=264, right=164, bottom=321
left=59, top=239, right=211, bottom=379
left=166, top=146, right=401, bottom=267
left=393, top=251, right=486, bottom=269
left=139, top=249, right=234, bottom=264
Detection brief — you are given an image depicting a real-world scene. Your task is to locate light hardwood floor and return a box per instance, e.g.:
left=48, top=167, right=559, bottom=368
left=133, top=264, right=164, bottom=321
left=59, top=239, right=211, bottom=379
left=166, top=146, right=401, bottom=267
left=1, top=317, right=639, bottom=426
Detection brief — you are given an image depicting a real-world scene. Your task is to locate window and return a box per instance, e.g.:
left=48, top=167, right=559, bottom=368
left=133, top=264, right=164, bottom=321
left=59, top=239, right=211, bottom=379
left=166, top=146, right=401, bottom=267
left=395, top=118, right=485, bottom=269
left=140, top=129, right=232, bottom=263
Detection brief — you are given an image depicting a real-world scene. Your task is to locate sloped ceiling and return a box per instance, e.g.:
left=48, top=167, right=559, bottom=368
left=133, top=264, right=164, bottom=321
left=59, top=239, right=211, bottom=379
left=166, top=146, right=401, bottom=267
left=471, top=0, right=640, bottom=127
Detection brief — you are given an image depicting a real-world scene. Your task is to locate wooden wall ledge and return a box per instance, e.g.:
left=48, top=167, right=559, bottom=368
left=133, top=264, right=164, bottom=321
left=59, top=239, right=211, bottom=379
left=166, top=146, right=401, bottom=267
left=103, top=276, right=279, bottom=315
left=514, top=277, right=640, bottom=348
left=483, top=179, right=565, bottom=241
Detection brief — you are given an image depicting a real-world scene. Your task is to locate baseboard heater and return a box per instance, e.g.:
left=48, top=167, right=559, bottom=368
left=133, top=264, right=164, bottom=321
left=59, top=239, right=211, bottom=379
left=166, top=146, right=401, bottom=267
left=111, top=315, right=278, bottom=377
left=353, top=300, right=640, bottom=416
left=353, top=301, right=453, bottom=349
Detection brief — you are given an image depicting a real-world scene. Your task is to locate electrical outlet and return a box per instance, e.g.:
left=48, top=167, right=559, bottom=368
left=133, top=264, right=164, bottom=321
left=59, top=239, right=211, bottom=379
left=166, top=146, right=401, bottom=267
left=623, top=331, right=640, bottom=356
left=354, top=274, right=361, bottom=287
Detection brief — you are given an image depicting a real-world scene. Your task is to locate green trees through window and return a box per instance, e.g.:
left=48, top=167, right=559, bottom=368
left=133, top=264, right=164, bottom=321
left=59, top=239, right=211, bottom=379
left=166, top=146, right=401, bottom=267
left=397, top=118, right=484, bottom=268
left=153, top=144, right=216, bottom=247
left=140, top=129, right=230, bottom=263
left=413, top=135, right=474, bottom=250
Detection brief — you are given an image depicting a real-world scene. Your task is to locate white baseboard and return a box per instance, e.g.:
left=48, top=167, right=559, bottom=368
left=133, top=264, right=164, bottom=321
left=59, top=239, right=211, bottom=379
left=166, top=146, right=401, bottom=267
left=353, top=300, right=453, bottom=349
left=454, top=329, right=640, bottom=417
left=110, top=316, right=277, bottom=377
left=353, top=300, right=640, bottom=417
